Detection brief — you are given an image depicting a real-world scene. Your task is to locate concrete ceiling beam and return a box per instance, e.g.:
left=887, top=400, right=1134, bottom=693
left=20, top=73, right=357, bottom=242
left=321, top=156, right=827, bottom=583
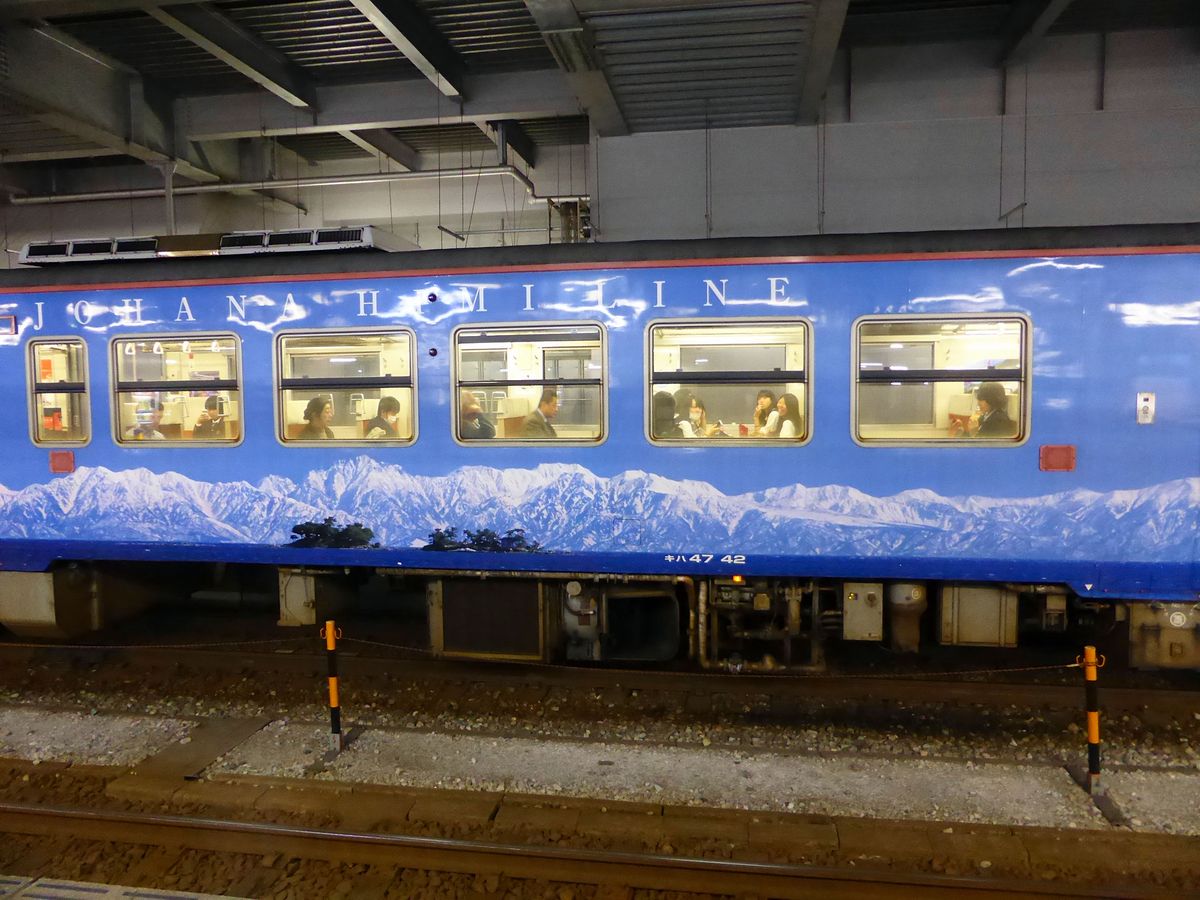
left=1000, top=0, right=1077, bottom=66
left=144, top=2, right=318, bottom=109
left=0, top=25, right=218, bottom=181
left=177, top=69, right=578, bottom=141
left=339, top=128, right=423, bottom=171
left=347, top=0, right=465, bottom=99
left=523, top=0, right=627, bottom=136
left=796, top=0, right=849, bottom=124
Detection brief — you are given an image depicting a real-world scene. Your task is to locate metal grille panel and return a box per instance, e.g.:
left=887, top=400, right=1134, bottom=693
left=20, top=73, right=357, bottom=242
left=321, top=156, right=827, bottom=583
left=277, top=132, right=374, bottom=162
left=390, top=122, right=496, bottom=154
left=216, top=0, right=421, bottom=79
left=53, top=13, right=260, bottom=94
left=586, top=1, right=815, bottom=131
left=420, top=0, right=555, bottom=69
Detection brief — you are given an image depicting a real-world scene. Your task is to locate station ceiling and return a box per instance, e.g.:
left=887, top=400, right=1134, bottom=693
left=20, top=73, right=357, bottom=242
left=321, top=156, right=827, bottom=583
left=0, top=0, right=1195, bottom=193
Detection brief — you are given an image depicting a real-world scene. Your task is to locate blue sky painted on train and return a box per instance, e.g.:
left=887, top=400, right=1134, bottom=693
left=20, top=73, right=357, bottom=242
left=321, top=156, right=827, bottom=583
left=0, top=251, right=1196, bottom=497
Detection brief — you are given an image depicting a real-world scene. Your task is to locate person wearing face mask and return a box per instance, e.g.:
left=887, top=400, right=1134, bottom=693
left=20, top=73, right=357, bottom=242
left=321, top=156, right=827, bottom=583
left=459, top=391, right=496, bottom=440
left=365, top=395, right=402, bottom=439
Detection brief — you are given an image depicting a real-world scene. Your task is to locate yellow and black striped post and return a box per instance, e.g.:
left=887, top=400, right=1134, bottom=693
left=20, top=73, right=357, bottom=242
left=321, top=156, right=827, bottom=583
left=323, top=619, right=343, bottom=752
left=1081, top=644, right=1104, bottom=794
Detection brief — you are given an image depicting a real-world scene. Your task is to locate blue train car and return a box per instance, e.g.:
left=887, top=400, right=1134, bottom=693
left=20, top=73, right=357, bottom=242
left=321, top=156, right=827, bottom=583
left=0, top=231, right=1196, bottom=669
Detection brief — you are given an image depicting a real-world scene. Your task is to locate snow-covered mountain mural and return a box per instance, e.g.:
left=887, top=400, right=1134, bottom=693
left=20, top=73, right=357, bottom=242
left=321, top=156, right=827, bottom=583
left=0, top=456, right=1193, bottom=561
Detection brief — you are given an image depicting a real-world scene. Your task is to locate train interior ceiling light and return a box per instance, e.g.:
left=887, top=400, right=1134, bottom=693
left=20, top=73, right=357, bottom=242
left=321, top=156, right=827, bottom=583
left=18, top=226, right=410, bottom=266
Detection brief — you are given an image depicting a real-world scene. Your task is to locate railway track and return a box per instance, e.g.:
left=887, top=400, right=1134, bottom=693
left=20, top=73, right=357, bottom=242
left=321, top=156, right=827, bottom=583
left=0, top=801, right=1180, bottom=900
left=3, top=640, right=1197, bottom=717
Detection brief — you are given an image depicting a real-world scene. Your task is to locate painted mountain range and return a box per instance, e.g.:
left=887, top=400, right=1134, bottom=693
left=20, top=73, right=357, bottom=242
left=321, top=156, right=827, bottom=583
left=0, top=456, right=1193, bottom=561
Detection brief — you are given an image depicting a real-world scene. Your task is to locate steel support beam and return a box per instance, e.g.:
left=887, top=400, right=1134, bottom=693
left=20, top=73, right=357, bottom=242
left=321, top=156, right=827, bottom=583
left=1000, top=0, right=1077, bottom=66
left=177, top=69, right=577, bottom=141
left=347, top=0, right=465, bottom=99
left=523, top=0, right=627, bottom=136
left=339, top=129, right=422, bottom=171
left=0, top=25, right=218, bottom=181
left=480, top=120, right=537, bottom=169
left=796, top=0, right=848, bottom=124
left=145, top=3, right=318, bottom=108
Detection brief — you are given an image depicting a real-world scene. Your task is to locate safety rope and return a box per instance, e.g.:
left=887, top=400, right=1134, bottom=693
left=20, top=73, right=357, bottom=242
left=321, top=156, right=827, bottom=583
left=0, top=635, right=1084, bottom=682
left=337, top=637, right=1083, bottom=681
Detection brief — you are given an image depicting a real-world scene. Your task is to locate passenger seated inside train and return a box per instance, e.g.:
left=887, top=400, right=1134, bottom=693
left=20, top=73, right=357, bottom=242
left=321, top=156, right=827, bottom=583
left=687, top=396, right=722, bottom=437
left=125, top=401, right=166, bottom=441
left=672, top=388, right=696, bottom=437
left=364, top=396, right=401, bottom=439
left=776, top=393, right=803, bottom=439
left=521, top=389, right=559, bottom=438
left=652, top=391, right=682, bottom=439
left=298, top=396, right=335, bottom=439
left=753, top=390, right=779, bottom=436
left=459, top=391, right=496, bottom=440
left=191, top=396, right=226, bottom=439
left=970, top=381, right=1017, bottom=438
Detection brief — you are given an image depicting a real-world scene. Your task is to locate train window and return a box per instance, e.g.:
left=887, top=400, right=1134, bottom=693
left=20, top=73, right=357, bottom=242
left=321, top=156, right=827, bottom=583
left=113, top=334, right=242, bottom=445
left=28, top=338, right=89, bottom=445
left=277, top=329, right=415, bottom=444
left=853, top=315, right=1029, bottom=444
left=648, top=319, right=810, bottom=443
left=453, top=323, right=605, bottom=443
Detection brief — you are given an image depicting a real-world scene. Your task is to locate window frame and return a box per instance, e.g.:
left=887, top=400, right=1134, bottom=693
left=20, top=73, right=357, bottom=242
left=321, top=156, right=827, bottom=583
left=644, top=316, right=814, bottom=447
left=450, top=320, right=608, bottom=447
left=109, top=331, right=244, bottom=448
left=273, top=325, right=418, bottom=448
left=850, top=312, right=1032, bottom=448
left=27, top=336, right=91, bottom=447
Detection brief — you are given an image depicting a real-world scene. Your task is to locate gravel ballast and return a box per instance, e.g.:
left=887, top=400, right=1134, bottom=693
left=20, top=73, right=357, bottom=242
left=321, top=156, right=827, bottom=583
left=1106, top=770, right=1200, bottom=835
left=0, top=706, right=192, bottom=767
left=210, top=720, right=1108, bottom=829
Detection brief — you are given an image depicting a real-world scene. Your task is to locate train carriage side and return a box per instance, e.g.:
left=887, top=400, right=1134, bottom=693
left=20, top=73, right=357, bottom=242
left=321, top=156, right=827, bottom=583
left=0, top=246, right=1196, bottom=670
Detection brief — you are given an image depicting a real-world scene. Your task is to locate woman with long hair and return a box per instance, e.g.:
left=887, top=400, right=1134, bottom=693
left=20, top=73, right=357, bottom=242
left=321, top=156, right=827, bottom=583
left=776, top=392, right=803, bottom=439
left=688, top=397, right=720, bottom=437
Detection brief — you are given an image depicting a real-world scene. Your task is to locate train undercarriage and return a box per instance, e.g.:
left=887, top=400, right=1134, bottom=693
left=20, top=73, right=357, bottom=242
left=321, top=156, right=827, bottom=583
left=0, top=563, right=1197, bottom=670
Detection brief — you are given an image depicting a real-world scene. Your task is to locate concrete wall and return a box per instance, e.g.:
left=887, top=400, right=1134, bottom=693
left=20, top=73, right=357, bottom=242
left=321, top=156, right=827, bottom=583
left=1, top=29, right=1196, bottom=259
left=592, top=30, right=1200, bottom=241
left=0, top=143, right=588, bottom=266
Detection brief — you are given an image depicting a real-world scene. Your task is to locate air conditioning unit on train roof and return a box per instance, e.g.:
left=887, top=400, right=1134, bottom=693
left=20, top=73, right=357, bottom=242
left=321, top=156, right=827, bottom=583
left=18, top=225, right=413, bottom=266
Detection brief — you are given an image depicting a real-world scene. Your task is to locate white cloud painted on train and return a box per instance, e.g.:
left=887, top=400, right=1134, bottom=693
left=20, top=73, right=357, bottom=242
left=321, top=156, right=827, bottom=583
left=907, top=286, right=1006, bottom=310
left=1107, top=300, right=1200, bottom=326
left=1006, top=260, right=1104, bottom=277
left=225, top=292, right=307, bottom=333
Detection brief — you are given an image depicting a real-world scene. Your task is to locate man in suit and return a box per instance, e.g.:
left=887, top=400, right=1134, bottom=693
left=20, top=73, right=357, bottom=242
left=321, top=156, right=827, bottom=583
left=521, top=388, right=559, bottom=438
left=972, top=381, right=1016, bottom=438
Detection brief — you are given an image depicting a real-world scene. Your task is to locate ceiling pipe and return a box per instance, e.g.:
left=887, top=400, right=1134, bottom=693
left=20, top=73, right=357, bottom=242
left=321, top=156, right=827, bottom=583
left=9, top=165, right=555, bottom=206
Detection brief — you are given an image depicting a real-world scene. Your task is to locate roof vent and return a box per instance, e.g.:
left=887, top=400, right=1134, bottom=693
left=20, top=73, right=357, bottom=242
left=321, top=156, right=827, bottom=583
left=24, top=242, right=70, bottom=259
left=316, top=227, right=364, bottom=245
left=219, top=232, right=266, bottom=250
left=266, top=230, right=315, bottom=247
left=115, top=238, right=158, bottom=254
left=70, top=239, right=115, bottom=256
left=19, top=225, right=411, bottom=264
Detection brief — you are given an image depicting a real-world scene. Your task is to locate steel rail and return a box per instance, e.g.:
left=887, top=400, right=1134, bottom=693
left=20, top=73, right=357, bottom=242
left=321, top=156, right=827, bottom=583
left=0, top=802, right=1173, bottom=900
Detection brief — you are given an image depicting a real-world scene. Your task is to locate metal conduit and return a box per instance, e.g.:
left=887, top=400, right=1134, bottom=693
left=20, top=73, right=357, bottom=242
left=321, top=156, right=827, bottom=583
left=10, top=166, right=543, bottom=206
